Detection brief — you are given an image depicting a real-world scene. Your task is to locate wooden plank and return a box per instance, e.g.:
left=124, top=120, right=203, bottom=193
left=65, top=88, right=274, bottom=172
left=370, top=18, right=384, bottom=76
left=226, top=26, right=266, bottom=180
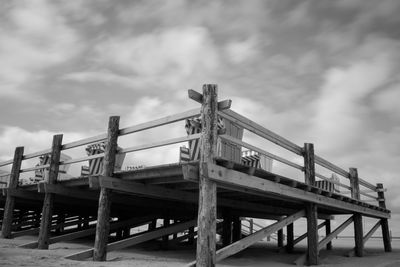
left=4, top=188, right=44, bottom=201
left=212, top=210, right=305, bottom=264
left=119, top=108, right=200, bottom=136
left=219, top=110, right=303, bottom=155
left=119, top=134, right=200, bottom=154
left=38, top=134, right=63, bottom=249
left=206, top=163, right=390, bottom=218
left=20, top=215, right=154, bottom=249
left=62, top=133, right=107, bottom=150
left=319, top=216, right=353, bottom=250
left=66, top=219, right=196, bottom=260
left=1, top=146, right=24, bottom=238
left=38, top=183, right=99, bottom=200
left=314, top=155, right=349, bottom=178
left=93, top=116, right=119, bottom=261
left=0, top=159, right=14, bottom=168
left=22, top=148, right=52, bottom=161
left=188, top=89, right=203, bottom=103
left=295, top=216, right=353, bottom=265
left=196, top=84, right=218, bottom=267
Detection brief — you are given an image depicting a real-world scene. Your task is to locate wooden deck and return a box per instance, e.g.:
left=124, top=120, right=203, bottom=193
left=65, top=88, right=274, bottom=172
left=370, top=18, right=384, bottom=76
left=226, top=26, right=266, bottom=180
left=0, top=86, right=392, bottom=266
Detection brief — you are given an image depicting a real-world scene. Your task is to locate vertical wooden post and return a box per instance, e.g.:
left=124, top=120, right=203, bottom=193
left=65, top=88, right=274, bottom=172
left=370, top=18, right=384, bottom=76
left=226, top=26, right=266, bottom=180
left=232, top=216, right=241, bottom=242
left=306, top=203, right=319, bottom=265
left=196, top=84, right=218, bottom=267
left=377, top=183, right=392, bottom=252
left=222, top=210, right=232, bottom=246
left=93, top=116, right=120, bottom=261
left=149, top=219, right=157, bottom=231
left=286, top=223, right=294, bottom=253
left=304, top=143, right=318, bottom=265
left=303, top=143, right=315, bottom=185
left=1, top=146, right=24, bottom=238
left=350, top=168, right=363, bottom=257
left=325, top=219, right=332, bottom=250
left=350, top=169, right=363, bottom=255
left=38, top=134, right=63, bottom=249
left=277, top=228, right=284, bottom=247
left=162, top=217, right=170, bottom=249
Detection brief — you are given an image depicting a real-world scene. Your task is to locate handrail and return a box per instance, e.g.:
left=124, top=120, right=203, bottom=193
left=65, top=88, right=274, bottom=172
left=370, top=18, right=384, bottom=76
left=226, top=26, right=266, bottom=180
left=62, top=134, right=107, bottom=150
left=220, top=109, right=378, bottom=193
left=314, top=155, right=349, bottom=178
left=219, top=134, right=303, bottom=171
left=119, top=108, right=200, bottom=136
left=20, top=164, right=50, bottom=173
left=219, top=110, right=303, bottom=155
left=0, top=159, right=14, bottom=168
left=119, top=134, right=200, bottom=154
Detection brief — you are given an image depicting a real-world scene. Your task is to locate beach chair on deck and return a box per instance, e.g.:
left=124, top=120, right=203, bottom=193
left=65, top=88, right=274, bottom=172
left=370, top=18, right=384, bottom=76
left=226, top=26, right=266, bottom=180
left=315, top=173, right=340, bottom=193
left=241, top=150, right=273, bottom=172
left=31, top=153, right=72, bottom=183
left=80, top=141, right=125, bottom=176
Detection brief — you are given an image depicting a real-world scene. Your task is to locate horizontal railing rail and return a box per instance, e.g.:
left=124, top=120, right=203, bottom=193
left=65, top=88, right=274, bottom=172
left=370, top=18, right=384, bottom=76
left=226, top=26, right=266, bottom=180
left=219, top=109, right=381, bottom=197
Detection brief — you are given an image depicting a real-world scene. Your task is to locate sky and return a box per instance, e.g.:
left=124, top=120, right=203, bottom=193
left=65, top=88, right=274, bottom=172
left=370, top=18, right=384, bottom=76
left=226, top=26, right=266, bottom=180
left=1, top=0, right=400, bottom=235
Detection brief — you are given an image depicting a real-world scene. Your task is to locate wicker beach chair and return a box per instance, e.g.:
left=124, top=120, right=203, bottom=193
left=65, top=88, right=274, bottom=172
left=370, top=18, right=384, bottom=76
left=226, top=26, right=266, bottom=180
left=81, top=141, right=125, bottom=176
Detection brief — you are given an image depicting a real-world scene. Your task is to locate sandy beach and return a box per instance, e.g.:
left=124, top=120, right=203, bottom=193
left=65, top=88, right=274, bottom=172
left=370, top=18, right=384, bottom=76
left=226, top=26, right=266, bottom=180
left=1, top=236, right=399, bottom=267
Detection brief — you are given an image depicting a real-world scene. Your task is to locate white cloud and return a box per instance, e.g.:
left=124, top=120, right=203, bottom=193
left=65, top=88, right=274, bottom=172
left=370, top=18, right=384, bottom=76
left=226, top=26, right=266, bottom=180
left=373, top=83, right=400, bottom=117
left=93, top=27, right=220, bottom=88
left=0, top=0, right=82, bottom=99
left=310, top=54, right=394, bottom=154
left=225, top=37, right=259, bottom=64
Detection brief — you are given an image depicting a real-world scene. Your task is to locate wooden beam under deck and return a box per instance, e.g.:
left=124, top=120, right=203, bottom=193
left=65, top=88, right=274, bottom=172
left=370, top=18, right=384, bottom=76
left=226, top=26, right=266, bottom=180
left=205, top=163, right=390, bottom=219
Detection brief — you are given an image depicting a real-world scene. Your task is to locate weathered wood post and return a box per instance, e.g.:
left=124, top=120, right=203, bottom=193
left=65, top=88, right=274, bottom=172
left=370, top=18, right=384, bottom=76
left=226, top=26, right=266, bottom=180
left=277, top=228, right=284, bottom=247
left=350, top=167, right=363, bottom=257
left=376, top=183, right=392, bottom=252
left=93, top=116, right=120, bottom=261
left=232, top=216, right=241, bottom=242
left=286, top=223, right=294, bottom=253
left=196, top=84, right=218, bottom=267
left=162, top=217, right=170, bottom=249
left=220, top=211, right=232, bottom=246
left=38, top=134, right=63, bottom=249
left=325, top=219, right=332, bottom=250
left=1, top=146, right=24, bottom=238
left=303, top=143, right=318, bottom=265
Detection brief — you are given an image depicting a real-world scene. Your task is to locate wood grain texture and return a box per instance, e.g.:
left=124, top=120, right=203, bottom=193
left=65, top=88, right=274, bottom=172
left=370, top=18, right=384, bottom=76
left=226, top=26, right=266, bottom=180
left=1, top=146, right=24, bottom=238
left=304, top=143, right=315, bottom=185
left=196, top=84, right=218, bottom=267
left=93, top=116, right=119, bottom=261
left=38, top=135, right=63, bottom=249
left=307, top=203, right=318, bottom=265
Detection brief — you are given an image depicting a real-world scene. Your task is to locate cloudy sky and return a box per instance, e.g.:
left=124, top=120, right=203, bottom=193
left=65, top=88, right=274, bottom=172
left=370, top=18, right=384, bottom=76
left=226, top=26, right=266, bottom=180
left=1, top=1, right=400, bottom=235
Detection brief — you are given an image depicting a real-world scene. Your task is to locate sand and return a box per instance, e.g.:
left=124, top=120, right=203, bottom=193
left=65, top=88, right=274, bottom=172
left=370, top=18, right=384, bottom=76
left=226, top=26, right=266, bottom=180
left=0, top=237, right=399, bottom=267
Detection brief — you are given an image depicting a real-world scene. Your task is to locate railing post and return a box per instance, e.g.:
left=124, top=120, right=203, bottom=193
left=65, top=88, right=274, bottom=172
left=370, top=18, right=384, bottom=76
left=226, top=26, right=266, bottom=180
left=377, top=183, right=392, bottom=252
left=349, top=167, right=363, bottom=257
left=38, top=134, right=63, bottom=249
left=303, top=143, right=318, bottom=265
left=196, top=84, right=218, bottom=267
left=1, top=146, right=24, bottom=238
left=93, top=116, right=120, bottom=261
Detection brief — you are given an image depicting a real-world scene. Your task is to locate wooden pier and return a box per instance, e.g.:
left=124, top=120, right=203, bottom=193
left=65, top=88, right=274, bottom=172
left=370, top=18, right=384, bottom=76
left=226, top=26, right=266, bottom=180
left=0, top=85, right=392, bottom=266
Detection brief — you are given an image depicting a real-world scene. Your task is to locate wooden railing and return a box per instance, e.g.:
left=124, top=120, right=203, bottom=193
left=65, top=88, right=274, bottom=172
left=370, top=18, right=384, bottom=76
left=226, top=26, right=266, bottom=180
left=218, top=109, right=383, bottom=205
left=0, top=108, right=201, bottom=184
left=0, top=93, right=386, bottom=206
